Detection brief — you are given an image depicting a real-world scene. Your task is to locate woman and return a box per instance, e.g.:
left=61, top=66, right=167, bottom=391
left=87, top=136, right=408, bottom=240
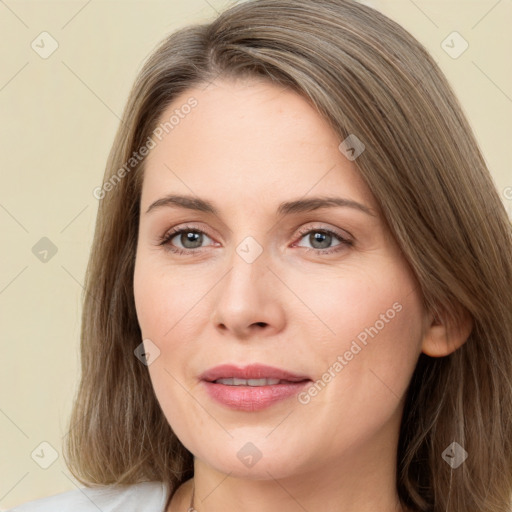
left=11, top=0, right=512, bottom=511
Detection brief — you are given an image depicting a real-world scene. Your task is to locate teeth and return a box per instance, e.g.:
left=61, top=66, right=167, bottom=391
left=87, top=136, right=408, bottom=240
left=215, top=378, right=282, bottom=386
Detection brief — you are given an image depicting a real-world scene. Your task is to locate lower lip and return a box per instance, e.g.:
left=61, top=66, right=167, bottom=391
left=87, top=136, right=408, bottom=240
left=202, top=380, right=311, bottom=411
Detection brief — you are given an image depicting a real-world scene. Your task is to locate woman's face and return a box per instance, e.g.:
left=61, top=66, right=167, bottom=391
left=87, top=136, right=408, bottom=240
left=133, top=77, right=428, bottom=480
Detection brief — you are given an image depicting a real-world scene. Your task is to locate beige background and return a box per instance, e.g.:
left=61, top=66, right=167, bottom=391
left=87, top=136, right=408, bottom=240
left=0, top=0, right=510, bottom=508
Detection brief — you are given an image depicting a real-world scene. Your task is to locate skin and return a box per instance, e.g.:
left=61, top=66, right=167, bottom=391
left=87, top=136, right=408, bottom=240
left=133, top=77, right=471, bottom=512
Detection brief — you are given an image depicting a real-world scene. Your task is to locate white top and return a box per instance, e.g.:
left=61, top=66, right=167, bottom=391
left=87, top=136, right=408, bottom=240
left=7, top=481, right=171, bottom=512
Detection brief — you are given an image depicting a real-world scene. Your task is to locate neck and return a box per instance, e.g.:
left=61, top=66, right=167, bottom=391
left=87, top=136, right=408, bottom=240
left=169, top=402, right=407, bottom=512
left=173, top=443, right=404, bottom=512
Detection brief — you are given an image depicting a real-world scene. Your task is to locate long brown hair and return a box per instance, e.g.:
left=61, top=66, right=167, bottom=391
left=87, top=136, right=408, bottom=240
left=64, top=1, right=512, bottom=510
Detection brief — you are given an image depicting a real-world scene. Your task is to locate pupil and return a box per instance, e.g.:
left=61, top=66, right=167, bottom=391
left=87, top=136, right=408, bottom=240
left=311, top=231, right=331, bottom=249
left=182, top=231, right=202, bottom=248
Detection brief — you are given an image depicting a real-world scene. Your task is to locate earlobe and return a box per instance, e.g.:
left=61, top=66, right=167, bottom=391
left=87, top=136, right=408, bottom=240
left=421, top=306, right=473, bottom=357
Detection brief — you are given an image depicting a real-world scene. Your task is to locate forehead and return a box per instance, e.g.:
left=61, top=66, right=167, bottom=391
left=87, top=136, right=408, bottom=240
left=140, top=78, right=377, bottom=214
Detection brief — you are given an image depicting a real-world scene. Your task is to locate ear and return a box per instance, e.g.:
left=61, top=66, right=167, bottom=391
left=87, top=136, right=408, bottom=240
left=421, top=304, right=473, bottom=357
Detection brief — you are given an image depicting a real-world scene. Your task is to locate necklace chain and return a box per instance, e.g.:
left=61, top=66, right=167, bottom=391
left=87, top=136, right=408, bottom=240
left=187, top=482, right=196, bottom=512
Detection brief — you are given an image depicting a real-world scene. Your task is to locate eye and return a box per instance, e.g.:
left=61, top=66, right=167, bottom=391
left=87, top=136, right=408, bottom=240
left=157, top=224, right=353, bottom=256
left=293, top=226, right=353, bottom=255
left=158, top=225, right=217, bottom=255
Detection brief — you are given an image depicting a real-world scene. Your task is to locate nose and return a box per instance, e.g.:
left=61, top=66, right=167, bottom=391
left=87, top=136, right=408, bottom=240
left=210, top=245, right=286, bottom=340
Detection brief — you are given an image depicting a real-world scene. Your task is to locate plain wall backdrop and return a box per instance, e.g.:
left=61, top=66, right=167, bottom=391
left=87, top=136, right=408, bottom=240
left=1, top=0, right=511, bottom=507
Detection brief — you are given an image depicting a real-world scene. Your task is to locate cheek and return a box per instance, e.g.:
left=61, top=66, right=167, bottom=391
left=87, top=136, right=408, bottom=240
left=133, top=255, right=199, bottom=339
left=288, top=261, right=421, bottom=349
left=133, top=255, right=210, bottom=412
left=133, top=259, right=203, bottom=447
left=287, top=265, right=424, bottom=454
left=133, top=256, right=156, bottom=338
left=292, top=260, right=424, bottom=397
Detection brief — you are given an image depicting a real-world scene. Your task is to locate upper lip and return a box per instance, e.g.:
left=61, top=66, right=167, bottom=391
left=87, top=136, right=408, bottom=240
left=200, top=364, right=311, bottom=383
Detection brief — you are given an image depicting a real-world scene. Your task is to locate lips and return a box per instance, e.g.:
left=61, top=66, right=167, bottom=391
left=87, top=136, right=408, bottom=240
left=200, top=364, right=310, bottom=383
left=200, top=364, right=312, bottom=412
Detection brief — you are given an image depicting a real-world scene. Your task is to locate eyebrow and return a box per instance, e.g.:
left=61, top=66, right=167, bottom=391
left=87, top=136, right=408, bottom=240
left=145, top=194, right=376, bottom=217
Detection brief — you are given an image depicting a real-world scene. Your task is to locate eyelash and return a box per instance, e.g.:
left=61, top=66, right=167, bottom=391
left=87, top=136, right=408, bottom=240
left=157, top=224, right=353, bottom=256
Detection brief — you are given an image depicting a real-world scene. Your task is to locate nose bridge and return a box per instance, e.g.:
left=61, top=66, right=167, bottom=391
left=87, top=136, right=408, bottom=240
left=211, top=233, right=285, bottom=335
left=222, top=234, right=272, bottom=303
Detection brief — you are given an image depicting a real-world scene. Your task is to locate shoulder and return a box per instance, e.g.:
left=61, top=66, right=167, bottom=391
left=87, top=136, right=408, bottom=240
left=7, top=480, right=170, bottom=512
